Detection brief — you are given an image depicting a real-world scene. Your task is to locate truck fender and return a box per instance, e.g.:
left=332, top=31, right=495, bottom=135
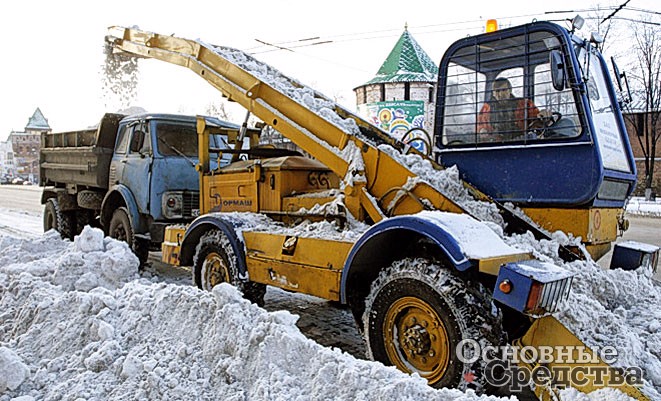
left=40, top=188, right=61, bottom=204
left=100, top=185, right=146, bottom=234
left=178, top=215, right=248, bottom=280
left=340, top=214, right=472, bottom=305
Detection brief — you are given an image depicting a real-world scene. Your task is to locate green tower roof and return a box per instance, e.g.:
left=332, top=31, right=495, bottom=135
left=363, top=28, right=438, bottom=86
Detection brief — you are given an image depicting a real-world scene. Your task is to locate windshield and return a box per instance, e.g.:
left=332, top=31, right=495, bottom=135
left=578, top=45, right=631, bottom=173
left=441, top=30, right=582, bottom=146
left=153, top=121, right=231, bottom=163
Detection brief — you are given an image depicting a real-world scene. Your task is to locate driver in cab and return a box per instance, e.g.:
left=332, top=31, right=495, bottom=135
left=477, top=77, right=551, bottom=142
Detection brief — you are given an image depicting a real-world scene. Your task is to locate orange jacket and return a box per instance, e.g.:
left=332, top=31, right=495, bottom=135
left=477, top=98, right=540, bottom=134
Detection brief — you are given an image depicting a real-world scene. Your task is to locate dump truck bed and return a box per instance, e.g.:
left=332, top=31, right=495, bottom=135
left=40, top=113, right=125, bottom=189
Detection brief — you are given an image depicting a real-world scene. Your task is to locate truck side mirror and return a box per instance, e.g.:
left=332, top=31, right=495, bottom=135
left=550, top=50, right=566, bottom=91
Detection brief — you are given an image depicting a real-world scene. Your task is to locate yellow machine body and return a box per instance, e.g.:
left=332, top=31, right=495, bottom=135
left=112, top=26, right=648, bottom=400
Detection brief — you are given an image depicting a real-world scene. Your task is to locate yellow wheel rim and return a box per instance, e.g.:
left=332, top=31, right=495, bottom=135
left=383, top=296, right=450, bottom=385
left=203, top=251, right=230, bottom=288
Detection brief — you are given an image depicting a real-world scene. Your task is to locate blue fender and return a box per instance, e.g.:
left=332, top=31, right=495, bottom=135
left=101, top=184, right=146, bottom=234
left=340, top=214, right=473, bottom=304
left=178, top=214, right=248, bottom=280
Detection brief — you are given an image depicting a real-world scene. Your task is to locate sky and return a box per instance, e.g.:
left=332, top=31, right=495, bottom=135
left=0, top=0, right=658, bottom=140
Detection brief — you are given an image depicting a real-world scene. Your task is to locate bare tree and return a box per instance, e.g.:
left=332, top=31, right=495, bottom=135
left=621, top=17, right=661, bottom=200
left=204, top=100, right=232, bottom=121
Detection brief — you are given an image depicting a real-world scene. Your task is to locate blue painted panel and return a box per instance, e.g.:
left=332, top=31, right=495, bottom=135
left=439, top=142, right=600, bottom=206
left=149, top=156, right=199, bottom=220
left=492, top=264, right=533, bottom=312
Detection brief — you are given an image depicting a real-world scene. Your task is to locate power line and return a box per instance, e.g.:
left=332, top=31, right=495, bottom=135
left=602, top=0, right=631, bottom=24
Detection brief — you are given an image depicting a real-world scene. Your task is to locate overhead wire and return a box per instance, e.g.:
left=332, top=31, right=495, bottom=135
left=245, top=4, right=659, bottom=73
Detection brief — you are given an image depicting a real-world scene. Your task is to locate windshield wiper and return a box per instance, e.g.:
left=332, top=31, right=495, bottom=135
left=157, top=136, right=196, bottom=167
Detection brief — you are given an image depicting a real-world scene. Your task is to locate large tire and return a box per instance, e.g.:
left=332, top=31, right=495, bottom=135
left=108, top=207, right=148, bottom=267
left=363, top=258, right=505, bottom=393
left=193, top=229, right=266, bottom=306
left=43, top=198, right=75, bottom=240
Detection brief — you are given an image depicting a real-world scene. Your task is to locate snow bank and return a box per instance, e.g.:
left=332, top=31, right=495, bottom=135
left=0, top=227, right=510, bottom=401
left=626, top=197, right=661, bottom=218
left=503, top=231, right=661, bottom=400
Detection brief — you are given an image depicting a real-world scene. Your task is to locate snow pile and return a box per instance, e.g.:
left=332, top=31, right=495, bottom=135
left=560, top=388, right=638, bottom=401
left=213, top=45, right=361, bottom=137
left=626, top=197, right=661, bottom=217
left=0, top=227, right=510, bottom=401
left=417, top=211, right=519, bottom=259
left=206, top=208, right=369, bottom=243
left=502, top=230, right=661, bottom=400
left=377, top=146, right=504, bottom=226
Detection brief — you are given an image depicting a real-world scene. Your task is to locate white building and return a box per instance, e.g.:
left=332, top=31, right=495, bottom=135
left=0, top=140, right=16, bottom=179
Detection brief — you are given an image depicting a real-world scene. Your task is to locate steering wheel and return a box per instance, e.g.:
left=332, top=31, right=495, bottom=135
left=528, top=112, right=562, bottom=138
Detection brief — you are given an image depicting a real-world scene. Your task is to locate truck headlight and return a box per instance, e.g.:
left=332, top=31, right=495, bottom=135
left=162, top=192, right=183, bottom=219
left=493, top=261, right=574, bottom=315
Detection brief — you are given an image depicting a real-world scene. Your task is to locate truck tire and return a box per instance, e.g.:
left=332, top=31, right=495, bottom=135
left=109, top=207, right=148, bottom=267
left=43, top=198, right=75, bottom=240
left=363, top=258, right=505, bottom=393
left=193, top=229, right=266, bottom=306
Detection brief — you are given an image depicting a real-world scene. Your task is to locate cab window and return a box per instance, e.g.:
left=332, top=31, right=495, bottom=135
left=441, top=30, right=582, bottom=146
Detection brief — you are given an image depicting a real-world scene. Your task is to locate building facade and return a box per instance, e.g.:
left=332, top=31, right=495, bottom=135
left=8, top=108, right=51, bottom=183
left=354, top=27, right=438, bottom=154
left=622, top=103, right=660, bottom=198
left=0, top=140, right=15, bottom=180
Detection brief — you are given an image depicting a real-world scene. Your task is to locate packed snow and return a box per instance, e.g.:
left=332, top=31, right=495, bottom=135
left=626, top=197, right=661, bottom=218
left=1, top=215, right=659, bottom=401
left=1, top=227, right=516, bottom=401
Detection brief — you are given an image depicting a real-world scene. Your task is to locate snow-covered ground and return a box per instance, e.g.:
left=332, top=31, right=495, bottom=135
left=0, top=208, right=659, bottom=400
left=626, top=197, right=661, bottom=218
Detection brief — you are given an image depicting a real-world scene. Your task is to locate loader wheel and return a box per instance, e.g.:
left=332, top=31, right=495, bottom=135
left=193, top=229, right=266, bottom=306
left=363, top=258, right=505, bottom=393
left=43, top=198, right=75, bottom=240
left=109, top=207, right=148, bottom=267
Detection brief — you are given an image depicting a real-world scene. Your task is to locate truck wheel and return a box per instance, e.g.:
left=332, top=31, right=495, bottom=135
left=363, top=258, right=504, bottom=393
left=43, top=198, right=75, bottom=240
left=109, top=207, right=148, bottom=267
left=193, top=229, right=266, bottom=306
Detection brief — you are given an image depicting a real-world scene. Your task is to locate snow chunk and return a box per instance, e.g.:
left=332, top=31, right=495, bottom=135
left=74, top=225, right=105, bottom=252
left=0, top=347, right=30, bottom=391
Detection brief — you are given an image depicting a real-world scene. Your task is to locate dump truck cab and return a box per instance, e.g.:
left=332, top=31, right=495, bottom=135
left=104, top=113, right=238, bottom=244
left=434, top=21, right=637, bottom=259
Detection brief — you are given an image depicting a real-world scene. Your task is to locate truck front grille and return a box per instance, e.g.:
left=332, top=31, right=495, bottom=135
left=182, top=192, right=200, bottom=218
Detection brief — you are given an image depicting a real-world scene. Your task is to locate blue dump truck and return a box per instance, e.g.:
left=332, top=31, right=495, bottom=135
left=39, top=112, right=238, bottom=264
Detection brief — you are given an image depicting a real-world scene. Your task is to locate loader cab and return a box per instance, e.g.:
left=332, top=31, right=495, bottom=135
left=434, top=21, right=637, bottom=208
